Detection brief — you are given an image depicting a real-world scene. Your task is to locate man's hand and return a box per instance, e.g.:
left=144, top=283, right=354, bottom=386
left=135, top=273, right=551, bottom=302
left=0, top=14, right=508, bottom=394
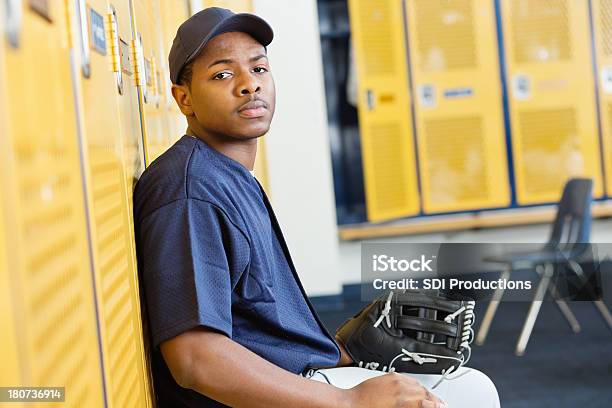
left=346, top=373, right=447, bottom=408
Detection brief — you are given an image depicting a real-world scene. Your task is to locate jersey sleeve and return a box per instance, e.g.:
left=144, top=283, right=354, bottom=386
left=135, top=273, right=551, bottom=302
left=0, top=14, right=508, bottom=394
left=136, top=198, right=250, bottom=349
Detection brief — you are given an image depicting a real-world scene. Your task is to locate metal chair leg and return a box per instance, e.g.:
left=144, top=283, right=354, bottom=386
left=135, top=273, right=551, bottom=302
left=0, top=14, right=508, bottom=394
left=547, top=283, right=581, bottom=333
left=476, top=267, right=511, bottom=345
left=594, top=301, right=612, bottom=331
left=567, top=259, right=612, bottom=331
left=515, top=263, right=553, bottom=356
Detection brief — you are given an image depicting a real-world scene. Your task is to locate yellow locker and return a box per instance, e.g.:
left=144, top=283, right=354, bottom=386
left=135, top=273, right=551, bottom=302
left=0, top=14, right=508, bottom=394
left=253, top=137, right=271, bottom=195
left=501, top=0, right=603, bottom=204
left=0, top=208, right=23, bottom=408
left=110, top=1, right=154, bottom=402
left=113, top=0, right=146, bottom=191
left=592, top=0, right=612, bottom=196
left=0, top=2, right=104, bottom=406
left=68, top=0, right=152, bottom=407
left=204, top=0, right=253, bottom=12
left=0, top=30, right=22, bottom=404
left=406, top=0, right=510, bottom=213
left=348, top=0, right=420, bottom=221
left=131, top=0, right=169, bottom=165
left=159, top=0, right=190, bottom=144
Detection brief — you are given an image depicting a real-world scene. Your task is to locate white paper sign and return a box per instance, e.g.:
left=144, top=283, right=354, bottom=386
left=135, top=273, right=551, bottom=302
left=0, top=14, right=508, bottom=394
left=601, top=67, right=612, bottom=93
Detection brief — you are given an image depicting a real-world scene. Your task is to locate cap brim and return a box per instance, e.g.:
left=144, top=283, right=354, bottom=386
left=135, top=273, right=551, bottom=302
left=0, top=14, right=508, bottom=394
left=185, top=13, right=274, bottom=65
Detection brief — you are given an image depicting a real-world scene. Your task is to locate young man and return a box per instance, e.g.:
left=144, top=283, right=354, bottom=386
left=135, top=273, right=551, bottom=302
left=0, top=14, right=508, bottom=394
left=134, top=7, right=496, bottom=408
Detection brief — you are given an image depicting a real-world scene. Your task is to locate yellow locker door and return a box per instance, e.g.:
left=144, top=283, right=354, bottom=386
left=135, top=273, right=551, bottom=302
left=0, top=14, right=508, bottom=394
left=406, top=0, right=510, bottom=213
left=114, top=1, right=146, bottom=190
left=0, top=2, right=105, bottom=407
left=348, top=0, right=420, bottom=221
left=592, top=0, right=612, bottom=196
left=501, top=0, right=603, bottom=204
left=253, top=137, right=271, bottom=195
left=0, top=208, right=23, bottom=408
left=68, top=0, right=152, bottom=406
left=0, top=35, right=22, bottom=404
left=204, top=0, right=253, bottom=12
left=159, top=0, right=189, bottom=144
left=151, top=1, right=175, bottom=151
left=131, top=0, right=169, bottom=166
left=109, top=1, right=155, bottom=404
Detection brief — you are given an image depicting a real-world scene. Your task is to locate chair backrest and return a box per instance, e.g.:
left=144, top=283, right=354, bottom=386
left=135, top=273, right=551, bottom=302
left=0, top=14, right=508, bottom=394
left=546, top=178, right=593, bottom=251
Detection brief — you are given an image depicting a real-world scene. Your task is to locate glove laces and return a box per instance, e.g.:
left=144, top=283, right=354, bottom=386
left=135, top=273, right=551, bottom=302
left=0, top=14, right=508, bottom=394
left=431, top=365, right=472, bottom=389
left=444, top=299, right=476, bottom=366
left=431, top=299, right=476, bottom=389
left=357, top=348, right=437, bottom=373
left=373, top=291, right=394, bottom=328
left=368, top=294, right=476, bottom=389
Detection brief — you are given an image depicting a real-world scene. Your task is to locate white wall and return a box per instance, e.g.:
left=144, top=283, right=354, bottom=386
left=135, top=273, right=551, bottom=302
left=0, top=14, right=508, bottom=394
left=189, top=0, right=203, bottom=13
left=252, top=0, right=342, bottom=296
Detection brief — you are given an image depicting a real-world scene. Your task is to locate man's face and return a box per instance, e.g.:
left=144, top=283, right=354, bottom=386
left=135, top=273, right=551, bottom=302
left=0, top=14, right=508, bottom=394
left=174, top=31, right=276, bottom=140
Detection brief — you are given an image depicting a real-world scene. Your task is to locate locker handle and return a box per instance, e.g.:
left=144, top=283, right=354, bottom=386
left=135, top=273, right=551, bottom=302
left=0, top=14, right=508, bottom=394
left=132, top=34, right=148, bottom=103
left=75, top=0, right=91, bottom=78
left=379, top=93, right=395, bottom=104
left=365, top=90, right=394, bottom=110
left=4, top=0, right=22, bottom=48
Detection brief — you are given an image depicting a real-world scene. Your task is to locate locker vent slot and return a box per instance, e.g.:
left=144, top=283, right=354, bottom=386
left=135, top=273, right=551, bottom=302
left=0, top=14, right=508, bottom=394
left=414, top=0, right=477, bottom=71
left=369, top=123, right=410, bottom=212
left=17, top=145, right=95, bottom=407
left=601, top=0, right=612, bottom=56
left=358, top=0, right=395, bottom=75
left=423, top=116, right=488, bottom=203
left=89, top=147, right=142, bottom=407
left=511, top=0, right=571, bottom=63
left=518, top=108, right=580, bottom=195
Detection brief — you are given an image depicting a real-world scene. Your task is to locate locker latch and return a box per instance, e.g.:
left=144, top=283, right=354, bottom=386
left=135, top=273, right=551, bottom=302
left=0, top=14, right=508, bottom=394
left=5, top=0, right=23, bottom=48
left=366, top=89, right=375, bottom=110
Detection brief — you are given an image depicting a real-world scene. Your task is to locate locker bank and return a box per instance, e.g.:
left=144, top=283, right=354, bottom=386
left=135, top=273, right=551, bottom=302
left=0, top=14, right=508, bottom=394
left=1, top=1, right=611, bottom=407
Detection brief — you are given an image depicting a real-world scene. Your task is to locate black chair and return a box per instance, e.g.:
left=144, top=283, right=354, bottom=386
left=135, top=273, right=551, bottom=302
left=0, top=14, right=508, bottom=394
left=475, top=178, right=612, bottom=355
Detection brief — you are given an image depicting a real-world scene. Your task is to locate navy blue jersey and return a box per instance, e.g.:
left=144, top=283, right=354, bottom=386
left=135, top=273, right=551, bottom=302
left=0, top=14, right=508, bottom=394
left=134, top=135, right=340, bottom=407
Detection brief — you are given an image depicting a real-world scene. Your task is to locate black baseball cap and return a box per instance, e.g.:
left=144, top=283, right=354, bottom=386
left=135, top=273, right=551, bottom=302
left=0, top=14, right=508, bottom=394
left=169, top=7, right=274, bottom=84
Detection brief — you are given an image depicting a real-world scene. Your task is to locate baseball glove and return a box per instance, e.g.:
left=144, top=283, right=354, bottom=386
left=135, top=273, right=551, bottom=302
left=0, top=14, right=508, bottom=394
left=336, top=290, right=475, bottom=380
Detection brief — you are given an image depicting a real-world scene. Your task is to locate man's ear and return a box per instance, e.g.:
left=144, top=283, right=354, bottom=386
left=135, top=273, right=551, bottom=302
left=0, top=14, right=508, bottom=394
left=171, top=84, right=194, bottom=116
